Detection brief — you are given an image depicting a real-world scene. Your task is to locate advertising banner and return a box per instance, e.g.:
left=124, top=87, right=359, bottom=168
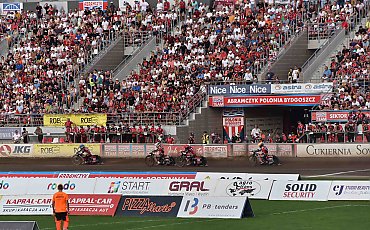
left=248, top=144, right=295, bottom=157
left=208, top=84, right=271, bottom=95
left=209, top=95, right=322, bottom=107
left=94, top=179, right=216, bottom=197
left=101, top=144, right=147, bottom=158
left=311, top=110, right=370, bottom=123
left=0, top=178, right=29, bottom=195
left=43, top=114, right=107, bottom=127
left=26, top=178, right=97, bottom=195
left=195, top=172, right=300, bottom=181
left=115, top=196, right=183, bottom=217
left=177, top=196, right=247, bottom=218
left=230, top=144, right=247, bottom=157
left=296, top=144, right=370, bottom=157
left=79, top=0, right=108, bottom=10
left=213, top=179, right=273, bottom=199
left=269, top=181, right=332, bottom=201
left=0, top=128, right=21, bottom=140
left=0, top=195, right=52, bottom=215
left=69, top=194, right=121, bottom=216
left=328, top=181, right=370, bottom=200
left=33, top=143, right=101, bottom=157
left=94, top=179, right=166, bottom=195
left=0, top=3, right=23, bottom=14
left=0, top=144, right=33, bottom=157
left=271, top=83, right=333, bottom=94
left=202, top=145, right=228, bottom=158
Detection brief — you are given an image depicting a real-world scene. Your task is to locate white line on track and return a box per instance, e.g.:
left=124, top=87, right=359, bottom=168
left=306, top=169, right=370, bottom=178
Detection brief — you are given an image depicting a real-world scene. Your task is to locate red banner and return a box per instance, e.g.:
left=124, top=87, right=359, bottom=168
left=69, top=194, right=121, bottom=216
left=311, top=111, right=370, bottom=122
left=209, top=95, right=322, bottom=107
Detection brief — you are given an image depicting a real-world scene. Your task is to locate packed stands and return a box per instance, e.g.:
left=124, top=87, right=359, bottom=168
left=77, top=1, right=305, bottom=126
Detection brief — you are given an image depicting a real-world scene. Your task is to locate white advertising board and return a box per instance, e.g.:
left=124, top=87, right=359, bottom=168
left=271, top=83, right=333, bottom=94
left=213, top=179, right=273, bottom=199
left=328, top=181, right=370, bottom=200
left=195, top=172, right=300, bottom=181
left=26, top=178, right=96, bottom=195
left=203, top=145, right=228, bottom=158
left=297, top=144, right=370, bottom=157
left=0, top=178, right=29, bottom=195
left=0, top=195, right=52, bottom=215
left=269, top=181, right=332, bottom=201
left=94, top=178, right=216, bottom=197
left=177, top=196, right=247, bottom=218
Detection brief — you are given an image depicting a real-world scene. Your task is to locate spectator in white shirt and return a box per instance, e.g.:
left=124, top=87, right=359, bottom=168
left=13, top=130, right=22, bottom=144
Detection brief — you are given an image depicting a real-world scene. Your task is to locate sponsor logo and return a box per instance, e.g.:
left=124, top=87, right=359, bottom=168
left=80, top=117, right=98, bottom=124
left=5, top=198, right=51, bottom=205
left=107, top=181, right=151, bottom=194
left=284, top=183, right=317, bottom=198
left=226, top=180, right=261, bottom=197
left=0, top=180, right=10, bottom=190
left=169, top=181, right=209, bottom=192
left=305, top=84, right=312, bottom=89
left=0, top=145, right=31, bottom=156
left=122, top=198, right=177, bottom=214
left=3, top=3, right=21, bottom=11
left=58, top=173, right=90, bottom=178
left=0, top=145, right=11, bottom=156
left=40, top=146, right=60, bottom=155
left=305, top=145, right=370, bottom=156
left=48, top=117, right=67, bottom=125
left=274, top=85, right=282, bottom=90
left=47, top=181, right=76, bottom=191
left=183, top=197, right=199, bottom=215
left=332, top=185, right=370, bottom=196
left=108, top=181, right=121, bottom=193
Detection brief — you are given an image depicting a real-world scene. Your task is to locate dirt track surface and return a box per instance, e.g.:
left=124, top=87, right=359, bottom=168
left=0, top=157, right=369, bottom=178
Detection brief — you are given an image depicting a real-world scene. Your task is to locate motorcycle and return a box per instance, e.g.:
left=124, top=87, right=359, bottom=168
left=71, top=149, right=103, bottom=165
left=249, top=150, right=281, bottom=166
left=176, top=150, right=208, bottom=167
left=145, top=150, right=176, bottom=167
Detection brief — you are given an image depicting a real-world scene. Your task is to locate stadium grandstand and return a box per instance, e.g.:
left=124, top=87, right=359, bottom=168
left=0, top=0, right=370, bottom=145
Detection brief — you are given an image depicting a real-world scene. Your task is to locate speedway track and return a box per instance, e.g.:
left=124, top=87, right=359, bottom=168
left=0, top=157, right=369, bottom=178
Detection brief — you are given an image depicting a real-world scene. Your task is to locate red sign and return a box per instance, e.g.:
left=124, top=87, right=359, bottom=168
left=68, top=194, right=121, bottom=216
left=311, top=111, right=370, bottom=123
left=209, top=95, right=322, bottom=107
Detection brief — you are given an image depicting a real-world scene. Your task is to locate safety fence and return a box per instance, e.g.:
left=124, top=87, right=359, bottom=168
left=1, top=143, right=369, bottom=158
left=0, top=173, right=367, bottom=217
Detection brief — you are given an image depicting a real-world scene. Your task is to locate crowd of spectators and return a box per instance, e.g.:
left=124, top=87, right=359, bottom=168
left=77, top=0, right=305, bottom=117
left=0, top=1, right=180, bottom=118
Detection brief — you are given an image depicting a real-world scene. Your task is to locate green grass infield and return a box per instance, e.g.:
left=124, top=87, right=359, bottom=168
left=0, top=200, right=369, bottom=230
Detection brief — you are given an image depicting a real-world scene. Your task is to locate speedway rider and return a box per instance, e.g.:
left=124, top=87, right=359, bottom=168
left=256, top=142, right=272, bottom=165
left=78, top=144, right=92, bottom=164
left=154, top=137, right=166, bottom=164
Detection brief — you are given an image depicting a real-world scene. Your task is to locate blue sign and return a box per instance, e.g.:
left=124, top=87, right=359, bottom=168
left=208, top=84, right=271, bottom=95
left=2, top=3, right=22, bottom=12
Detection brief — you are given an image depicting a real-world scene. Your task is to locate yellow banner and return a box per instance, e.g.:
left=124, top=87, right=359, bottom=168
left=43, top=114, right=107, bottom=127
left=33, top=144, right=101, bottom=157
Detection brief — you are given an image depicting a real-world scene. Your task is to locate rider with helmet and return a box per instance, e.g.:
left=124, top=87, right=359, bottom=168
left=78, top=144, right=92, bottom=164
left=257, top=142, right=271, bottom=165
left=154, top=138, right=166, bottom=164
